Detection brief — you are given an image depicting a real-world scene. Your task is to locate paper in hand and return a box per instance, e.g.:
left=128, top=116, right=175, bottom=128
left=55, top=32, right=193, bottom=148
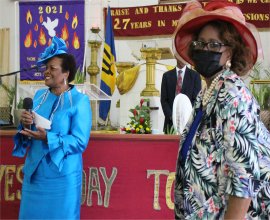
left=33, top=112, right=51, bottom=129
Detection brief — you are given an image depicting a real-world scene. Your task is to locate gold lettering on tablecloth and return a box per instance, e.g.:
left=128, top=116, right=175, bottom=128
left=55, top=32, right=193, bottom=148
left=81, top=170, right=87, bottom=204
left=0, top=165, right=23, bottom=202
left=166, top=172, right=175, bottom=209
left=1, top=164, right=177, bottom=211
left=87, top=167, right=103, bottom=206
left=99, top=167, right=117, bottom=208
left=15, top=165, right=23, bottom=200
left=147, top=170, right=175, bottom=210
left=85, top=167, right=117, bottom=207
left=0, top=165, right=5, bottom=201
left=5, top=165, right=16, bottom=201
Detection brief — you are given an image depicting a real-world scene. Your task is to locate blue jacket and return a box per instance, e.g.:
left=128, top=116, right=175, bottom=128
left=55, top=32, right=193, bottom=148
left=13, top=86, right=92, bottom=182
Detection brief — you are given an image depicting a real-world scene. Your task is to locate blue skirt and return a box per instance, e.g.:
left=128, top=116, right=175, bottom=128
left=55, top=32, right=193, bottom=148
left=19, top=171, right=82, bottom=220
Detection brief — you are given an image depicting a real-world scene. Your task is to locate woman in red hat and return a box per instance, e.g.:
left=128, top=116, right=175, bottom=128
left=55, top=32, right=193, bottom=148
left=174, top=1, right=270, bottom=219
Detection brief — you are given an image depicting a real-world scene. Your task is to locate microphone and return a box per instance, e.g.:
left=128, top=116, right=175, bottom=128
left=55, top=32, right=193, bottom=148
left=23, top=97, right=33, bottom=130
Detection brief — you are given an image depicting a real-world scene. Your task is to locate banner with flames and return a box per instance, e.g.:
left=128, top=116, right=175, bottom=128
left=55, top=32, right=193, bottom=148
left=19, top=1, right=85, bottom=81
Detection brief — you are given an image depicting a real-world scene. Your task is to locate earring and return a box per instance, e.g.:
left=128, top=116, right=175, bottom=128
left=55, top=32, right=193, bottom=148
left=225, top=60, right=231, bottom=70
left=64, top=78, right=67, bottom=85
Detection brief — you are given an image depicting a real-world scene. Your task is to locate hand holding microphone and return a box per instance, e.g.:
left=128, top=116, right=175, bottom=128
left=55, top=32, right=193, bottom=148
left=21, top=97, right=33, bottom=129
left=20, top=97, right=47, bottom=141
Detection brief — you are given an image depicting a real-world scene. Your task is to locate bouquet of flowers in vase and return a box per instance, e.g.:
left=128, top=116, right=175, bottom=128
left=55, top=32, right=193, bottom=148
left=121, top=98, right=151, bottom=134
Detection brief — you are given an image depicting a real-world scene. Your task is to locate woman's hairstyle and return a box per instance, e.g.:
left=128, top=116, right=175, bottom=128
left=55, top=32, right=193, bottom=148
left=188, top=20, right=254, bottom=76
left=55, top=53, right=77, bottom=82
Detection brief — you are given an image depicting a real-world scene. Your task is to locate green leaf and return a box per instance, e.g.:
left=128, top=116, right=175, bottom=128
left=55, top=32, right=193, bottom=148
left=165, top=125, right=177, bottom=135
left=0, top=83, right=15, bottom=106
left=74, top=66, right=85, bottom=84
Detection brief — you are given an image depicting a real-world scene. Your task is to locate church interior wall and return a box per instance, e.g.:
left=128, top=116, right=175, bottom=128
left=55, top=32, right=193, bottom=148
left=1, top=0, right=269, bottom=133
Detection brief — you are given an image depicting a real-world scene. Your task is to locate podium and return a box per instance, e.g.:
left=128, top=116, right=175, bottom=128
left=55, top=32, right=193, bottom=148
left=75, top=83, right=111, bottom=130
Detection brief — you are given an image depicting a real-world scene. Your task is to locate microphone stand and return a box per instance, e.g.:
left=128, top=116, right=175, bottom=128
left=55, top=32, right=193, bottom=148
left=0, top=65, right=39, bottom=79
left=0, top=65, right=41, bottom=100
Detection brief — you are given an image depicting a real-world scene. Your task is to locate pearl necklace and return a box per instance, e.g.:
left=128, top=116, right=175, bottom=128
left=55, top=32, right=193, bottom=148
left=202, top=73, right=222, bottom=107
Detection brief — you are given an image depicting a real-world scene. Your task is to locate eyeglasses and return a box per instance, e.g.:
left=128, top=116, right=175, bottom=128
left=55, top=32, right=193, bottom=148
left=191, top=41, right=229, bottom=52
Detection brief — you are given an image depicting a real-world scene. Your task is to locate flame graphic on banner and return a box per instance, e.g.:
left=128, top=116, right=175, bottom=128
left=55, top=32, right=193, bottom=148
left=61, top=24, right=69, bottom=41
left=72, top=32, right=80, bottom=49
left=26, top=10, right=32, bottom=24
left=65, top=11, right=69, bottom=20
left=72, top=14, right=78, bottom=29
left=48, top=38, right=52, bottom=46
left=34, top=23, right=39, bottom=31
left=40, top=15, right=43, bottom=23
left=24, top=30, right=32, bottom=48
left=38, top=28, right=47, bottom=46
left=34, top=40, right=37, bottom=48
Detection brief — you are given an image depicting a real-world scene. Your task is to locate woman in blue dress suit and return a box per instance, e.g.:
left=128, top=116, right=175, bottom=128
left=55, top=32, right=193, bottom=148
left=13, top=36, right=92, bottom=219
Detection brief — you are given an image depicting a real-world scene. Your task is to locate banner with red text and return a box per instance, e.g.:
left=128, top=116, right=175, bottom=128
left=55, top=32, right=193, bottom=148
left=106, top=1, right=270, bottom=37
left=19, top=0, right=85, bottom=81
left=0, top=134, right=179, bottom=219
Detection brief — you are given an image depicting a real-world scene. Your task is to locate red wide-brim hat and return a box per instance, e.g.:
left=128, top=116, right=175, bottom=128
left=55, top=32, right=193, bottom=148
left=173, top=0, right=260, bottom=67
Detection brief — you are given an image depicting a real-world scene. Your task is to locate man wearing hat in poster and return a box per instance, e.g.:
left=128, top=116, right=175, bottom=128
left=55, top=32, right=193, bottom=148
left=173, top=0, right=270, bottom=219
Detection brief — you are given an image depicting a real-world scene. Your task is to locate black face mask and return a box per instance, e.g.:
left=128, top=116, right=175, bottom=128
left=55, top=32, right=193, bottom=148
left=191, top=50, right=223, bottom=78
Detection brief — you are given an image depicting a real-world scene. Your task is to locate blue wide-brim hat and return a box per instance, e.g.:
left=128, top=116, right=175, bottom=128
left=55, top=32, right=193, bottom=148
left=37, top=36, right=67, bottom=65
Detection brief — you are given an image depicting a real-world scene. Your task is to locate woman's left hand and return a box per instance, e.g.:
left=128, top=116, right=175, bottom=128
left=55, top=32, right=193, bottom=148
left=20, top=126, right=47, bottom=141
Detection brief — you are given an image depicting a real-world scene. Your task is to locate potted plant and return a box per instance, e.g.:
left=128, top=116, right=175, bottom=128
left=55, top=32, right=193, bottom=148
left=0, top=83, right=15, bottom=125
left=249, top=62, right=270, bottom=130
left=72, top=67, right=86, bottom=93
left=165, top=125, right=177, bottom=135
left=13, top=97, right=24, bottom=127
left=73, top=67, right=86, bottom=84
left=0, top=83, right=16, bottom=106
left=121, top=98, right=152, bottom=134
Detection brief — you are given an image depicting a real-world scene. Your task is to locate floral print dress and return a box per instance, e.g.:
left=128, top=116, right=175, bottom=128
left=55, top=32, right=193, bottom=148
left=174, top=69, right=270, bottom=219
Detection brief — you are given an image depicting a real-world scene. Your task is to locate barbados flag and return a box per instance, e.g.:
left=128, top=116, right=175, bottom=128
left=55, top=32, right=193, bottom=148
left=99, top=6, right=117, bottom=121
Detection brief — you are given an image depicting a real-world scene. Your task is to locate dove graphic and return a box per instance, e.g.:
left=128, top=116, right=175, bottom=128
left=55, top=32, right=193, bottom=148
left=42, top=17, right=59, bottom=37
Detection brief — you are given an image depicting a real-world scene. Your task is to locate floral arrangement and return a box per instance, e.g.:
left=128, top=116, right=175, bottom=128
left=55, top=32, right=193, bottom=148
left=121, top=98, right=151, bottom=134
